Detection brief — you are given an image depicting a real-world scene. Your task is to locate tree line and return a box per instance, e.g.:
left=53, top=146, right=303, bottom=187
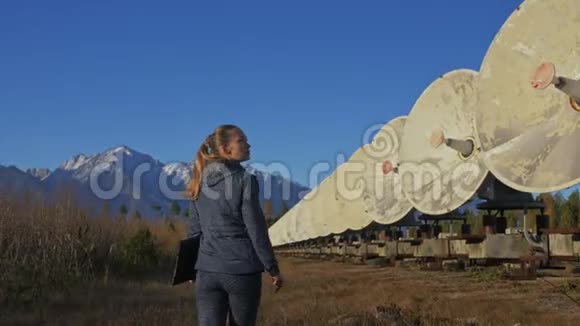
left=102, top=199, right=289, bottom=225
left=448, top=190, right=580, bottom=234
left=105, top=189, right=580, bottom=231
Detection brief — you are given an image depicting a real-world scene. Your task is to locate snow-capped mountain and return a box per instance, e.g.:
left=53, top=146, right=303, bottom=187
left=162, top=162, right=193, bottom=184
left=1, top=146, right=310, bottom=218
left=58, top=146, right=162, bottom=181
left=25, top=168, right=51, bottom=180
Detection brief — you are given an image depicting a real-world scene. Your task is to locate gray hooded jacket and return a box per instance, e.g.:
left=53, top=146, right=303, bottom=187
left=188, top=161, right=280, bottom=277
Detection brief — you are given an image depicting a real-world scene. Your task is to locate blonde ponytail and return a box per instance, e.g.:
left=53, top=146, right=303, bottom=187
left=186, top=125, right=242, bottom=200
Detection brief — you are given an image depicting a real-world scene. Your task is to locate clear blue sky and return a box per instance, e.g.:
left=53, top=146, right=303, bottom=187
left=0, top=0, right=521, bottom=186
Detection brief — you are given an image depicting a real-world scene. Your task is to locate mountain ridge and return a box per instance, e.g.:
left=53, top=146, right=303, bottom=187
left=1, top=145, right=310, bottom=218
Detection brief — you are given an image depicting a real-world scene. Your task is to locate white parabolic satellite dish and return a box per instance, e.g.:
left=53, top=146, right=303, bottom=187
left=303, top=174, right=342, bottom=237
left=476, top=0, right=580, bottom=193
left=305, top=148, right=371, bottom=235
left=399, top=69, right=488, bottom=215
left=361, top=116, right=414, bottom=225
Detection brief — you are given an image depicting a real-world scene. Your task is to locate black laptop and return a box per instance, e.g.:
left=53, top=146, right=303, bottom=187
left=171, top=236, right=200, bottom=285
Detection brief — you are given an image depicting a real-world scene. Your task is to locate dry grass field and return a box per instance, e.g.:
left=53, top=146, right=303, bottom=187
left=3, top=255, right=580, bottom=326
left=1, top=196, right=580, bottom=325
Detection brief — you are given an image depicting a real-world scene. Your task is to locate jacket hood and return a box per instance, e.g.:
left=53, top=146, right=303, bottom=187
left=203, top=161, right=245, bottom=187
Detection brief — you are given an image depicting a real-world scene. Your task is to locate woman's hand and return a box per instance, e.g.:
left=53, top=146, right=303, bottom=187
left=272, top=274, right=284, bottom=293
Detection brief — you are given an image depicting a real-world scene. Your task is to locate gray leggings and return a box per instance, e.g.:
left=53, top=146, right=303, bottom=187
left=195, top=271, right=262, bottom=326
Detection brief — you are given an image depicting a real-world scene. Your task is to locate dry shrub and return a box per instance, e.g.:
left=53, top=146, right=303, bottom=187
left=0, top=190, right=186, bottom=305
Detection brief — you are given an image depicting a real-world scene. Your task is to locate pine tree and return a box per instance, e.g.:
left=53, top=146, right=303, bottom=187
left=170, top=201, right=181, bottom=216
left=184, top=207, right=191, bottom=218
left=554, top=191, right=565, bottom=227
left=464, top=209, right=482, bottom=235
left=539, top=193, right=557, bottom=228
left=132, top=210, right=142, bottom=220
left=119, top=204, right=128, bottom=217
left=561, top=191, right=580, bottom=228
left=152, top=205, right=163, bottom=216
left=570, top=191, right=580, bottom=227
left=560, top=204, right=574, bottom=228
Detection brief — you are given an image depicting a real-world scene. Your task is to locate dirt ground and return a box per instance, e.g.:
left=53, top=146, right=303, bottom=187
left=2, top=256, right=580, bottom=325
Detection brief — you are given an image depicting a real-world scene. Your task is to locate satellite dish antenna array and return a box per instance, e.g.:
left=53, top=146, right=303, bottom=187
left=270, top=0, right=580, bottom=257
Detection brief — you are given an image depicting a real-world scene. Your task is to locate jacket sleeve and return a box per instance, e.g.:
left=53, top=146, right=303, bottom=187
left=241, top=174, right=280, bottom=277
left=187, top=201, right=202, bottom=239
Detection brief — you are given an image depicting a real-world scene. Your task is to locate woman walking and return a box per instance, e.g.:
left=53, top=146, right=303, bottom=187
left=186, top=124, right=283, bottom=326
